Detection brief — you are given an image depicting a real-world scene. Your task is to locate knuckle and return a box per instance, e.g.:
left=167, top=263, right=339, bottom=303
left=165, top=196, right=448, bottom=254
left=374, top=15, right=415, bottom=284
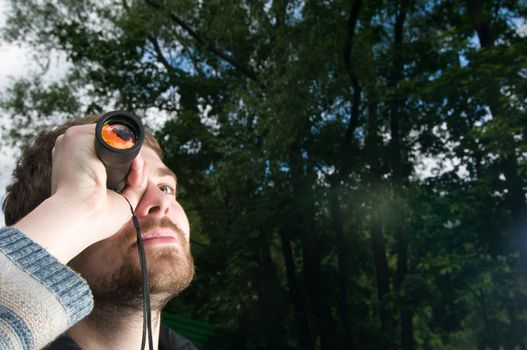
left=63, top=127, right=77, bottom=138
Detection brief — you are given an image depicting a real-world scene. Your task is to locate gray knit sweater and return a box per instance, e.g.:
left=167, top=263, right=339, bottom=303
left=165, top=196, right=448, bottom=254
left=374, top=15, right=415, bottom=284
left=0, top=227, right=93, bottom=350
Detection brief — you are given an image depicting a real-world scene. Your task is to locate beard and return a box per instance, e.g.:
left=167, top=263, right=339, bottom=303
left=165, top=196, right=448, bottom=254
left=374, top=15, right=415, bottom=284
left=73, top=217, right=195, bottom=313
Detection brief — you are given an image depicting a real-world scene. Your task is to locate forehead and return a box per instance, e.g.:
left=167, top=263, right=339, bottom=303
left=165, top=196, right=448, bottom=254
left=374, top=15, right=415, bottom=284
left=141, top=146, right=177, bottom=182
left=141, top=146, right=162, bottom=164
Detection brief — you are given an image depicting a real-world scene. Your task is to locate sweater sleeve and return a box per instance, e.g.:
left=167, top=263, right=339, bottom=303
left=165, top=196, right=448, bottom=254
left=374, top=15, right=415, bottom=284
left=0, top=227, right=93, bottom=350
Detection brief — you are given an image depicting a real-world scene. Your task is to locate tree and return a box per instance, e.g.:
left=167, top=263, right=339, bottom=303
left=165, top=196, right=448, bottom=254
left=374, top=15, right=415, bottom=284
left=2, top=0, right=526, bottom=349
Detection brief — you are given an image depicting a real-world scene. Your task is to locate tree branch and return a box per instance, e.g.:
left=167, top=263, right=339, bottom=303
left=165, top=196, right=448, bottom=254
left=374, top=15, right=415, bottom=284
left=121, top=0, right=130, bottom=12
left=331, top=0, right=363, bottom=186
left=148, top=35, right=177, bottom=75
left=344, top=0, right=363, bottom=78
left=336, top=80, right=361, bottom=183
left=144, top=0, right=260, bottom=84
left=465, top=0, right=495, bottom=48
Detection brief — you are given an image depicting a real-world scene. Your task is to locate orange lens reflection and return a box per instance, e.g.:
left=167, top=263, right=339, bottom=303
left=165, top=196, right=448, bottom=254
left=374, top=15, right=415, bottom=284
left=101, top=123, right=136, bottom=149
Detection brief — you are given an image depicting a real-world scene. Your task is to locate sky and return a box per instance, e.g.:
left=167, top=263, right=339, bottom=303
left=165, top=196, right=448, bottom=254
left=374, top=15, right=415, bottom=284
left=0, top=1, right=30, bottom=91
left=0, top=0, right=68, bottom=225
left=0, top=0, right=30, bottom=225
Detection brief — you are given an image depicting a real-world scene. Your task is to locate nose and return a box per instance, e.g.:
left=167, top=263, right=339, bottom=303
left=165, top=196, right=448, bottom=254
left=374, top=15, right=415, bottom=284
left=134, top=181, right=172, bottom=218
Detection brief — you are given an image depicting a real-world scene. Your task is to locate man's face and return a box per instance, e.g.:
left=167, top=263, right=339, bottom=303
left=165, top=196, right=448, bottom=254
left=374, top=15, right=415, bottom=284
left=69, top=146, right=194, bottom=309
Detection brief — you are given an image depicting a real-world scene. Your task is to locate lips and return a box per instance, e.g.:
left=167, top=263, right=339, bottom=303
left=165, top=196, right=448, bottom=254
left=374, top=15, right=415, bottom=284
left=131, top=229, right=180, bottom=248
left=127, top=217, right=187, bottom=249
left=142, top=230, right=177, bottom=241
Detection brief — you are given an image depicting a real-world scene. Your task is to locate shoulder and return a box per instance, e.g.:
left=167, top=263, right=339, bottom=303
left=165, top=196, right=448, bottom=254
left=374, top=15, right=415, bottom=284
left=159, top=324, right=199, bottom=350
left=0, top=227, right=93, bottom=349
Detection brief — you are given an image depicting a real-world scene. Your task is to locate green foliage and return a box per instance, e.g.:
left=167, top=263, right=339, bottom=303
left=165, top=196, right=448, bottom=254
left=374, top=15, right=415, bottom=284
left=1, top=0, right=527, bottom=349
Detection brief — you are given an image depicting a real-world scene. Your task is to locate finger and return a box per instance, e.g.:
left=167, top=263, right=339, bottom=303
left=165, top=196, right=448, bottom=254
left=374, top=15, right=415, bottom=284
left=126, top=154, right=144, bottom=188
left=121, top=161, right=150, bottom=210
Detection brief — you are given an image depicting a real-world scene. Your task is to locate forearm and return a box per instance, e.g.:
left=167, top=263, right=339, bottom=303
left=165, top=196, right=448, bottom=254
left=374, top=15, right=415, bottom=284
left=0, top=227, right=93, bottom=350
left=12, top=193, right=105, bottom=264
left=12, top=186, right=136, bottom=265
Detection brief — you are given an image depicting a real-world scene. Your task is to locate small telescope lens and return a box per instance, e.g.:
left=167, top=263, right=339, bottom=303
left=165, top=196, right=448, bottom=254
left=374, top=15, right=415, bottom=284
left=95, top=111, right=144, bottom=192
left=101, top=122, right=137, bottom=150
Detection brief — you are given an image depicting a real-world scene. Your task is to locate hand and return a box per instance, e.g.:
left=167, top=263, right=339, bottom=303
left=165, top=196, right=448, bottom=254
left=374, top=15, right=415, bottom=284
left=14, top=124, right=149, bottom=263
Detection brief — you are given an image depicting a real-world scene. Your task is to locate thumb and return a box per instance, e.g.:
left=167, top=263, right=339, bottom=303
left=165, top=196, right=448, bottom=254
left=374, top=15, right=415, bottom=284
left=121, top=155, right=150, bottom=210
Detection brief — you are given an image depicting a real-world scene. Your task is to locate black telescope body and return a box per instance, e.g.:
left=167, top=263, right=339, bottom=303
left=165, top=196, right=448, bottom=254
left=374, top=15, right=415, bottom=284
left=95, top=111, right=144, bottom=192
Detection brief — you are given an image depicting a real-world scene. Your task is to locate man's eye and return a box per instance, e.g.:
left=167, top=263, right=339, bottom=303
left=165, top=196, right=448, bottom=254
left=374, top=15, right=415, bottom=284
left=158, top=184, right=176, bottom=196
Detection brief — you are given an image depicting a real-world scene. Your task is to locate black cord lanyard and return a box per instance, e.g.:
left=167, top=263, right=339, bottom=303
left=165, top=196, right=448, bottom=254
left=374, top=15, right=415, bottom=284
left=124, top=197, right=154, bottom=350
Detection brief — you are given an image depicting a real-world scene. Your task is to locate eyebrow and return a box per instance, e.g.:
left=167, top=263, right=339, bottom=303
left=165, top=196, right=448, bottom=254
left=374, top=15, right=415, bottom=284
left=155, top=167, right=178, bottom=185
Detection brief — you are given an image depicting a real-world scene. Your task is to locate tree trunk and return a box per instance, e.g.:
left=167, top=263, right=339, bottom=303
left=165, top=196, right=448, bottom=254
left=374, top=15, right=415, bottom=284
left=279, top=229, right=316, bottom=350
left=370, top=215, right=392, bottom=335
left=328, top=188, right=358, bottom=350
left=329, top=43, right=363, bottom=348
left=465, top=0, right=527, bottom=262
left=366, top=98, right=393, bottom=345
left=300, top=208, right=337, bottom=350
left=327, top=3, right=364, bottom=346
left=289, top=141, right=337, bottom=350
left=389, top=2, right=414, bottom=349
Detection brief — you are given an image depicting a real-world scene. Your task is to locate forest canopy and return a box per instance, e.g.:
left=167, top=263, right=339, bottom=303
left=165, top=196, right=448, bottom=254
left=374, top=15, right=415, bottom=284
left=1, top=0, right=526, bottom=349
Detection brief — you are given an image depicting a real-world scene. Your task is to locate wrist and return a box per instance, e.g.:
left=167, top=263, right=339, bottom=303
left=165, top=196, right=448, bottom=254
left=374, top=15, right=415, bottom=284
left=13, top=193, right=102, bottom=263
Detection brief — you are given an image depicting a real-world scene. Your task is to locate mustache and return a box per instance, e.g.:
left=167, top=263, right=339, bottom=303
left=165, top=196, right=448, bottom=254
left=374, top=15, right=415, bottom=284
left=122, top=217, right=187, bottom=248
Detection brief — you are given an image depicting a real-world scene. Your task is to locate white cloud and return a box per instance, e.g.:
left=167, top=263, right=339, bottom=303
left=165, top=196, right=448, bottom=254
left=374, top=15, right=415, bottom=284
left=0, top=44, right=33, bottom=90
left=0, top=0, right=34, bottom=225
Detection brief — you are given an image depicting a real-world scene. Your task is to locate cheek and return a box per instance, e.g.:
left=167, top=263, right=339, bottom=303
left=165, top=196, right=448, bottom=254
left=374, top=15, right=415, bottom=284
left=173, top=202, right=190, bottom=240
left=68, top=239, right=124, bottom=278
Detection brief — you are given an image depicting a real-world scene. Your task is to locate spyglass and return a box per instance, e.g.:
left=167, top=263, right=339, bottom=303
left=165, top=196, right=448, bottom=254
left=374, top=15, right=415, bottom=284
left=95, top=111, right=144, bottom=192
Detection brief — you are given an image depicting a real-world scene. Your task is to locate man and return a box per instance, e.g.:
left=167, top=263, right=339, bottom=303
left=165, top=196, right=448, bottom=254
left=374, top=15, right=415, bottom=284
left=0, top=114, right=197, bottom=349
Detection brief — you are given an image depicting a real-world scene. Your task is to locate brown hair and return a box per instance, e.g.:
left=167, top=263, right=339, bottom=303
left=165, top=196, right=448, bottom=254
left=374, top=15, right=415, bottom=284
left=3, top=114, right=162, bottom=226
